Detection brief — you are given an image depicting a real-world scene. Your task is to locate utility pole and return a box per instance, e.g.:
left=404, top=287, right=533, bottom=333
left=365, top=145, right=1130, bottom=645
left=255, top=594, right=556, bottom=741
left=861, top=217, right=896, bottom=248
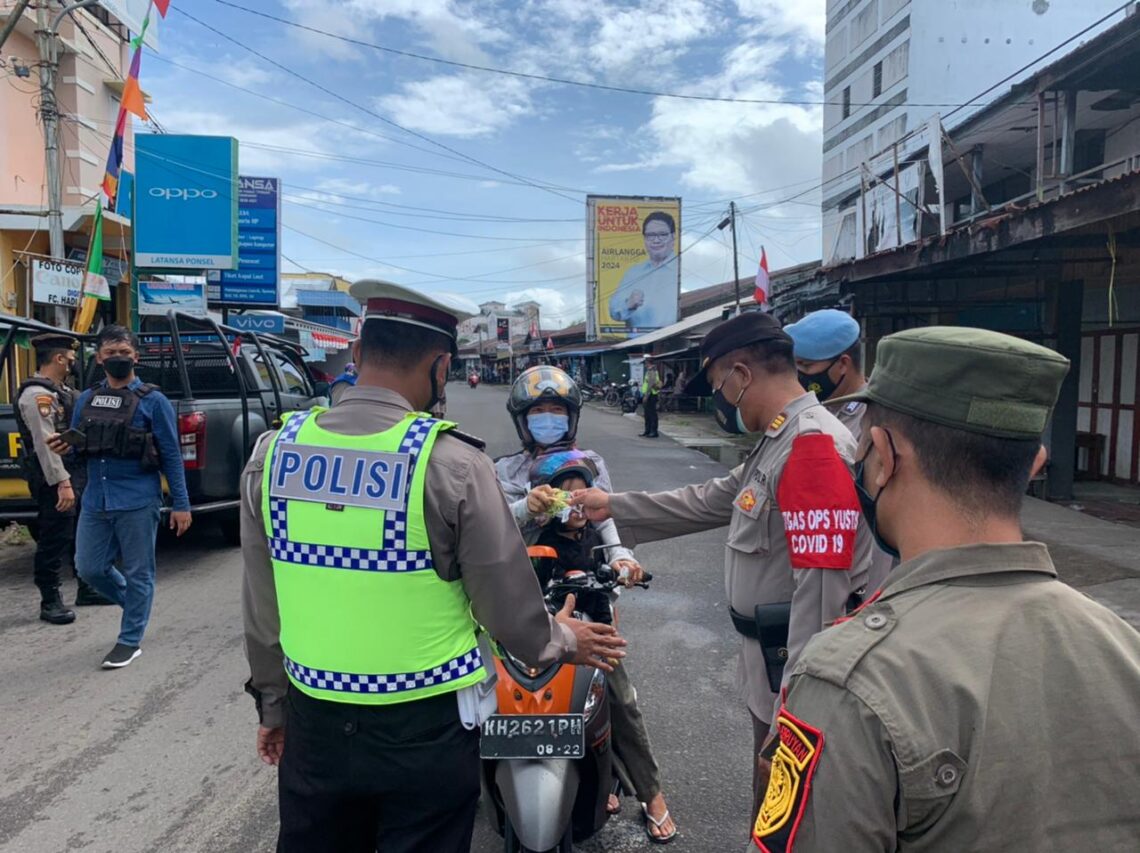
left=717, top=201, right=742, bottom=314
left=36, top=0, right=100, bottom=325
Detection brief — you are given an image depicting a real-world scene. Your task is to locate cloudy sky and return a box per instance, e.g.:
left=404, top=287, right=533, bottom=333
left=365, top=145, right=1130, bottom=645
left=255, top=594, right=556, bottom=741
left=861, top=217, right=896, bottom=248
left=137, top=0, right=827, bottom=327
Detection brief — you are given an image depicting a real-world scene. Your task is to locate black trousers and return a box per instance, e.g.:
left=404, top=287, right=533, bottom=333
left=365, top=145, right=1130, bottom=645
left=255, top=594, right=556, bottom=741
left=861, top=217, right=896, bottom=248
left=31, top=480, right=75, bottom=596
left=278, top=687, right=480, bottom=853
left=643, top=394, right=658, bottom=435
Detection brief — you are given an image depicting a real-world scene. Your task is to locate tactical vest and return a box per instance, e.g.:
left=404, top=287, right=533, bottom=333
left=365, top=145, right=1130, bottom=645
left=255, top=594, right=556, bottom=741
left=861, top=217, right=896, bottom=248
left=14, top=377, right=75, bottom=485
left=262, top=409, right=486, bottom=706
left=76, top=384, right=160, bottom=469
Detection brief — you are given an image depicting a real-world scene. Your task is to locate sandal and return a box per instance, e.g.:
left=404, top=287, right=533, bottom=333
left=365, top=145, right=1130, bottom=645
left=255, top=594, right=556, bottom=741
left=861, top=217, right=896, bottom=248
left=606, top=793, right=622, bottom=815
left=641, top=802, right=678, bottom=845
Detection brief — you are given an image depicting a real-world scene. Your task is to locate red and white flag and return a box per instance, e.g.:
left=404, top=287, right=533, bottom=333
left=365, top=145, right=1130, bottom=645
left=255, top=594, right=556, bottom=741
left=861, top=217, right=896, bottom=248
left=753, top=247, right=770, bottom=310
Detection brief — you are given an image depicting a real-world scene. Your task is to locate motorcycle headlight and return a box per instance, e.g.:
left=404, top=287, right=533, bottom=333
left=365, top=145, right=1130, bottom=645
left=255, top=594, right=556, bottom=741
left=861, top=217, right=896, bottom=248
left=583, top=668, right=606, bottom=721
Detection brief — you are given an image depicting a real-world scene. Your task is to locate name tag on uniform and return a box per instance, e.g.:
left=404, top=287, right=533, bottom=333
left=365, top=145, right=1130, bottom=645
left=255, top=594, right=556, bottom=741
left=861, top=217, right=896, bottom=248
left=270, top=445, right=411, bottom=511
left=91, top=395, right=123, bottom=409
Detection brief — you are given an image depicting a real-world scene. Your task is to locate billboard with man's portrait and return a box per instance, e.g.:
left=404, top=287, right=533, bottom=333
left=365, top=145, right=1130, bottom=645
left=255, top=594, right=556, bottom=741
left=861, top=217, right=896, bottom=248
left=587, top=195, right=681, bottom=339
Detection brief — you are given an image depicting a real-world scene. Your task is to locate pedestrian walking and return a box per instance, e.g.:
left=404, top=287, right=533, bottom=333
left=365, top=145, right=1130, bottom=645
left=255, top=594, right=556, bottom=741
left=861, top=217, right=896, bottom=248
left=786, top=309, right=892, bottom=591
left=14, top=333, right=81, bottom=624
left=239, top=281, right=626, bottom=853
left=328, top=361, right=357, bottom=404
left=751, top=327, right=1140, bottom=852
left=572, top=312, right=872, bottom=818
left=48, top=325, right=192, bottom=669
left=784, top=308, right=869, bottom=438
left=640, top=356, right=661, bottom=437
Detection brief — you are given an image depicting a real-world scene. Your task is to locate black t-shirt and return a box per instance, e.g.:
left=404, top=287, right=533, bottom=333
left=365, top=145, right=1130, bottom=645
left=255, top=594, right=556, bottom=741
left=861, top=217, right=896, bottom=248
left=535, top=522, right=604, bottom=578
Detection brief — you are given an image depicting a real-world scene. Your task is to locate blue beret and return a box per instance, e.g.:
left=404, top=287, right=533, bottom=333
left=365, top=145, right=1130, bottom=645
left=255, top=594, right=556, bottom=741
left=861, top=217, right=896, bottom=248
left=785, top=309, right=860, bottom=361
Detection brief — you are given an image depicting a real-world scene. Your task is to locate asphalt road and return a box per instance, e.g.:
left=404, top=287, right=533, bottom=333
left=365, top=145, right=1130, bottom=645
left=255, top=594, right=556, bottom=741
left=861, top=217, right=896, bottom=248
left=0, top=383, right=753, bottom=853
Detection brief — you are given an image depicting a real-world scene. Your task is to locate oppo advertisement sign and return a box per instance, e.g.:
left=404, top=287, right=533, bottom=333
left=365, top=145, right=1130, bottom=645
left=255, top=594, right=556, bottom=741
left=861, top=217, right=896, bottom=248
left=133, top=134, right=239, bottom=270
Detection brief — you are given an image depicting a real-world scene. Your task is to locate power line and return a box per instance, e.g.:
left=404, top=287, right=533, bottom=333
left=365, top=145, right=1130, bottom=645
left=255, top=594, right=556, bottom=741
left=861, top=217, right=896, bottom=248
left=209, top=0, right=1005, bottom=110
left=174, top=6, right=583, bottom=205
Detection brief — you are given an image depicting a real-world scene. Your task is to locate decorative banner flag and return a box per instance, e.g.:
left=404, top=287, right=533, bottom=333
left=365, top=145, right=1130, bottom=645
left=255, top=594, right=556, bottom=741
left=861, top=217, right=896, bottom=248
left=101, top=4, right=155, bottom=204
left=546, top=337, right=554, bottom=351
left=153, top=0, right=171, bottom=16
left=73, top=202, right=108, bottom=332
left=753, top=246, right=770, bottom=309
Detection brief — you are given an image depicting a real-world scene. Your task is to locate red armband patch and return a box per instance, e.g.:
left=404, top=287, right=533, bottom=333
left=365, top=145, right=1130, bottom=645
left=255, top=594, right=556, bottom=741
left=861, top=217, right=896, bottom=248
left=776, top=433, right=859, bottom=570
left=753, top=708, right=825, bottom=852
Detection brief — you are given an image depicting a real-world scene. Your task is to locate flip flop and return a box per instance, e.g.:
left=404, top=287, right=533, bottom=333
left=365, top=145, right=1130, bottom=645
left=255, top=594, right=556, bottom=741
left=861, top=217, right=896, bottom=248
left=641, top=803, right=678, bottom=845
left=606, top=793, right=622, bottom=815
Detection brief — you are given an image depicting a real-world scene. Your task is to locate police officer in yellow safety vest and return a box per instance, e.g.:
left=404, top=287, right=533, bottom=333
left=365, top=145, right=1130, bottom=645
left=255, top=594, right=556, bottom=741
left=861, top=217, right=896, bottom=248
left=639, top=356, right=661, bottom=438
left=240, top=280, right=627, bottom=853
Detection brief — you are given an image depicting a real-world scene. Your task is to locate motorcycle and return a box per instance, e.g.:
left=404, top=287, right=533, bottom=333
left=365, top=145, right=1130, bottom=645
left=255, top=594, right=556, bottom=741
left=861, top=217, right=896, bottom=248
left=481, top=548, right=650, bottom=853
left=619, top=381, right=640, bottom=414
left=469, top=373, right=481, bottom=388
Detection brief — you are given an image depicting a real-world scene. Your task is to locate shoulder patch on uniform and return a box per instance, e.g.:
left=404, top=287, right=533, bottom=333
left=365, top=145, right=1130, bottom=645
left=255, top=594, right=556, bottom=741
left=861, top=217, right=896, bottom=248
left=776, top=434, right=859, bottom=570
left=844, top=401, right=861, bottom=414
left=753, top=708, right=825, bottom=852
left=442, top=428, right=486, bottom=451
left=35, top=394, right=55, bottom=418
left=765, top=412, right=788, bottom=435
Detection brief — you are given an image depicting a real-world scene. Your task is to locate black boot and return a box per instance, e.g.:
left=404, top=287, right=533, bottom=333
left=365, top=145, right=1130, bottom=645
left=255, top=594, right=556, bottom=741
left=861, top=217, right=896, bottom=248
left=75, top=579, right=115, bottom=607
left=40, top=589, right=77, bottom=625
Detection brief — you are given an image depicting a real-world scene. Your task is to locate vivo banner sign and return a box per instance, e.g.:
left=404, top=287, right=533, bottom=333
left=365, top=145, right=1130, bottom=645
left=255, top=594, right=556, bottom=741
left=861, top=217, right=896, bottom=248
left=134, top=135, right=239, bottom=270
left=228, top=313, right=285, bottom=334
left=207, top=175, right=281, bottom=307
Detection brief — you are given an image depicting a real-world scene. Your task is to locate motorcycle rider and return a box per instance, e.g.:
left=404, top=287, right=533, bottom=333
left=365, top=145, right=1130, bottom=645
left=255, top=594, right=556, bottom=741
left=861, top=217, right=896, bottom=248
left=329, top=361, right=357, bottom=404
left=494, top=366, right=677, bottom=842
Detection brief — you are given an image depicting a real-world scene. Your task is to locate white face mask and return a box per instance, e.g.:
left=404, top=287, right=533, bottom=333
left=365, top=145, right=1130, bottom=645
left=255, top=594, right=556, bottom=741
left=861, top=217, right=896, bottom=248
left=527, top=412, right=569, bottom=446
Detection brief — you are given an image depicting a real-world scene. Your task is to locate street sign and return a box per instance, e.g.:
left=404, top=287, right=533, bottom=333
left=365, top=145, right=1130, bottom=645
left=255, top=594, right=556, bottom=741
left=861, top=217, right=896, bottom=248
left=134, top=135, right=239, bottom=270
left=227, top=313, right=285, bottom=334
left=207, top=176, right=281, bottom=307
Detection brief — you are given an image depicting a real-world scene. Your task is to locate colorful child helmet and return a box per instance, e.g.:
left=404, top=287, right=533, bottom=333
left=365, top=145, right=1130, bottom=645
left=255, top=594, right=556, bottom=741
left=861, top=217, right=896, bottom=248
left=528, top=449, right=598, bottom=490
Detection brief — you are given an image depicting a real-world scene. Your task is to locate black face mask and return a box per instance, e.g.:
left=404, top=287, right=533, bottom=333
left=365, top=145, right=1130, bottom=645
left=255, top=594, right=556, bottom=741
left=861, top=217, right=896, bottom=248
left=426, top=354, right=445, bottom=412
left=712, top=369, right=751, bottom=435
left=102, top=356, right=134, bottom=381
left=798, top=358, right=843, bottom=401
left=853, top=431, right=900, bottom=560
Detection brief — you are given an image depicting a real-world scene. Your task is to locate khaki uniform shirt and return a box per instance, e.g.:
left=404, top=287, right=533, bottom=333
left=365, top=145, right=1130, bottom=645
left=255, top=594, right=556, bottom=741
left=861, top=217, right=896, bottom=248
left=16, top=378, right=72, bottom=486
left=763, top=542, right=1140, bottom=852
left=609, top=392, right=871, bottom=724
left=833, top=399, right=867, bottom=442
left=831, top=392, right=894, bottom=592
left=240, top=385, right=577, bottom=728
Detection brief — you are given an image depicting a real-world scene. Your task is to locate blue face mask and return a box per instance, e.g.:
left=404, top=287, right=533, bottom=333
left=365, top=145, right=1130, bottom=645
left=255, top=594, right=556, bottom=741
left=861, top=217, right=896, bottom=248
left=527, top=412, right=569, bottom=446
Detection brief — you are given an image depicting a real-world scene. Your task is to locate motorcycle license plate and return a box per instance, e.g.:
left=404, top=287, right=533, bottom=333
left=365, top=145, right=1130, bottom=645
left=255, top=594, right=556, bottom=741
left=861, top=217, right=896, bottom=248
left=479, top=714, right=585, bottom=759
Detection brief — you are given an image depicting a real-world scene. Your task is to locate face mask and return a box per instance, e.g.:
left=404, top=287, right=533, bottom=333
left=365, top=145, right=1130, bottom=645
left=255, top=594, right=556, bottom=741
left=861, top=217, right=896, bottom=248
left=853, top=433, right=900, bottom=560
left=102, top=356, right=134, bottom=381
left=712, top=369, right=754, bottom=436
left=798, top=358, right=843, bottom=401
left=426, top=355, right=445, bottom=411
left=527, top=412, right=569, bottom=446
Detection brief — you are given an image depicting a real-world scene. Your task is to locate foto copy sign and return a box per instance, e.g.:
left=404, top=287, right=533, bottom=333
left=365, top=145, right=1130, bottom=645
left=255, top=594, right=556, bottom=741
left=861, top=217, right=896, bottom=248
left=228, top=313, right=285, bottom=334
left=134, top=135, right=239, bottom=270
left=207, top=175, right=281, bottom=306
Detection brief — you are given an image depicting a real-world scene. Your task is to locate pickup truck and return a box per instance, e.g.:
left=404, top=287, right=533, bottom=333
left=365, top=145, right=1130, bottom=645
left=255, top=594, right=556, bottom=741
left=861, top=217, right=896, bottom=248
left=1, top=311, right=328, bottom=544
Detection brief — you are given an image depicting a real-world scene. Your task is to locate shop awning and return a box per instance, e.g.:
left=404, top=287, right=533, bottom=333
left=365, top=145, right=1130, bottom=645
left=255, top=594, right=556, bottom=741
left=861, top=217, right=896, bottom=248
left=651, top=345, right=699, bottom=360
left=556, top=346, right=610, bottom=356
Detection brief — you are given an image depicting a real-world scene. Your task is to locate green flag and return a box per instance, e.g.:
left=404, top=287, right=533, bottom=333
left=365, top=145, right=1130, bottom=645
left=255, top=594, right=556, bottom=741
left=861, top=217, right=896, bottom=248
left=82, top=201, right=110, bottom=301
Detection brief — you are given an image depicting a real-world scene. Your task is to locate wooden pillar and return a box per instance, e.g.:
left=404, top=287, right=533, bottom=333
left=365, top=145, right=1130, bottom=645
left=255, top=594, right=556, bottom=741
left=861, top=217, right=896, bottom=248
left=1050, top=279, right=1083, bottom=501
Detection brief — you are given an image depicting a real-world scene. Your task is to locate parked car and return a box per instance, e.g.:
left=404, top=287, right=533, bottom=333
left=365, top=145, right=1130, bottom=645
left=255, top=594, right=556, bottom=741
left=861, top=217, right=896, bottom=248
left=1, top=311, right=327, bottom=545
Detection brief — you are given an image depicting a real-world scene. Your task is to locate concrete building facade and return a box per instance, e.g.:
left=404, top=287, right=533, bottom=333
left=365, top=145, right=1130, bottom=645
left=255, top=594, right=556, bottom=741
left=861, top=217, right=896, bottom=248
left=822, top=0, right=1126, bottom=267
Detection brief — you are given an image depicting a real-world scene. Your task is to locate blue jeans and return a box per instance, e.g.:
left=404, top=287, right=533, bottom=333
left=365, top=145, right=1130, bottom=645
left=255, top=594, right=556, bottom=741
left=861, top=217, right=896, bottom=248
left=75, top=504, right=160, bottom=646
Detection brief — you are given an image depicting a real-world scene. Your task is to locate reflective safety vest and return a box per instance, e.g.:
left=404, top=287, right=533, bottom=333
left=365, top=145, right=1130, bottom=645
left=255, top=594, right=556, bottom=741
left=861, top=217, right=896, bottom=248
left=262, top=408, right=485, bottom=705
